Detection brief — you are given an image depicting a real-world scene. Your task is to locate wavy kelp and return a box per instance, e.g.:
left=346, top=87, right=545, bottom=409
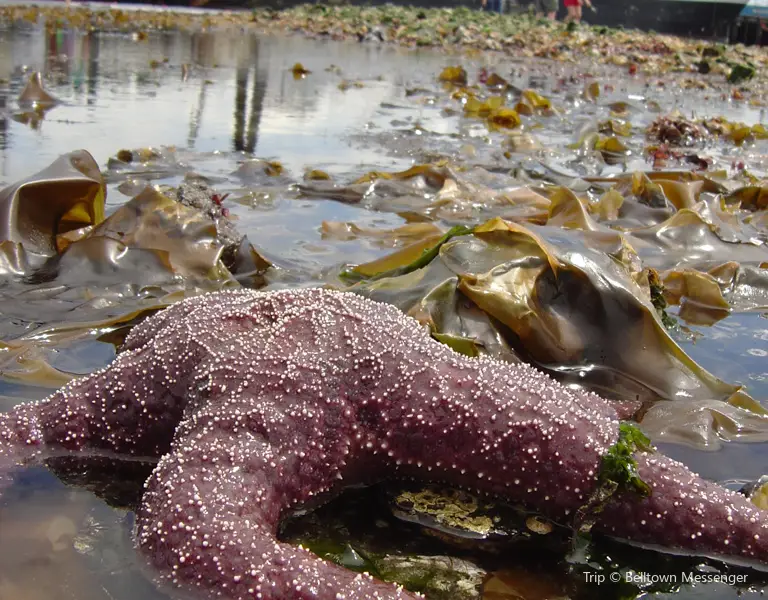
left=13, top=72, right=60, bottom=129
left=0, top=150, right=269, bottom=385
left=343, top=213, right=768, bottom=450
left=0, top=149, right=104, bottom=263
left=303, top=66, right=768, bottom=453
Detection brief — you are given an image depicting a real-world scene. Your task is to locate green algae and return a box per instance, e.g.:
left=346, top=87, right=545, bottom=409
left=573, top=423, right=653, bottom=536
left=600, top=423, right=654, bottom=498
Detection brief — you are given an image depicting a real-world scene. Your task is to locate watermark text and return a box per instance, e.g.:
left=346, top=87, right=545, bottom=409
left=583, top=571, right=750, bottom=586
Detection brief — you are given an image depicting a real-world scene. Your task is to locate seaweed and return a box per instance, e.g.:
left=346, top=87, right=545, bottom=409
left=574, top=423, right=653, bottom=535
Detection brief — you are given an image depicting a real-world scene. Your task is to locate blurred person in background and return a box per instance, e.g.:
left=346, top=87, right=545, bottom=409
left=538, top=0, right=558, bottom=19
left=564, top=0, right=592, bottom=22
left=482, top=0, right=503, bottom=13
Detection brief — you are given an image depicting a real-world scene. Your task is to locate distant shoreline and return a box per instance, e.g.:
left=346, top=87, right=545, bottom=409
left=0, top=0, right=754, bottom=40
left=0, top=0, right=762, bottom=46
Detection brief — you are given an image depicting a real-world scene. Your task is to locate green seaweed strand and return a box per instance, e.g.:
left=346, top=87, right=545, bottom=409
left=340, top=224, right=474, bottom=284
left=574, top=423, right=653, bottom=535
left=647, top=269, right=676, bottom=329
left=382, top=224, right=474, bottom=280
left=601, top=422, right=653, bottom=497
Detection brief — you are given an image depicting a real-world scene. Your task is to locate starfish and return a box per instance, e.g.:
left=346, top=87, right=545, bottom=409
left=0, top=288, right=767, bottom=600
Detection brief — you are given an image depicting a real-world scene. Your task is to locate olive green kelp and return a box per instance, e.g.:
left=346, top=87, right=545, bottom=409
left=0, top=151, right=270, bottom=387
left=341, top=215, right=768, bottom=451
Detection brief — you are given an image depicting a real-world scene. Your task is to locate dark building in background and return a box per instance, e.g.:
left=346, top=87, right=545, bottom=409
left=582, top=0, right=746, bottom=40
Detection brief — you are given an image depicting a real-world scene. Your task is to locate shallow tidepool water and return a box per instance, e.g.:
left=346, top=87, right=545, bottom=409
left=1, top=10, right=768, bottom=600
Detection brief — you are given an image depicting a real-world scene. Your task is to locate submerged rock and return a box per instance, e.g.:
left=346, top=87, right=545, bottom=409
left=376, top=555, right=485, bottom=600
left=171, top=179, right=243, bottom=269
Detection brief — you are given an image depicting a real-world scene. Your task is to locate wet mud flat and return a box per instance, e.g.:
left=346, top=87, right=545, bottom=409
left=0, top=4, right=768, bottom=600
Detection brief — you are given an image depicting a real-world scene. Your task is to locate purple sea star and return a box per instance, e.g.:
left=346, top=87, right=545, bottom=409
left=1, top=288, right=767, bottom=599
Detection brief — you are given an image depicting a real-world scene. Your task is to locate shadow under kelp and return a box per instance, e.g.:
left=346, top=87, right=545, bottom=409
left=340, top=216, right=768, bottom=451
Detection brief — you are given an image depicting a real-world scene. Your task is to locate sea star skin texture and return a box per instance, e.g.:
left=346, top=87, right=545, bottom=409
left=1, top=287, right=767, bottom=600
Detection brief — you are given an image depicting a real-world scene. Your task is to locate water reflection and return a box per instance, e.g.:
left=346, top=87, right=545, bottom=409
left=232, top=39, right=267, bottom=154
left=43, top=28, right=102, bottom=107
left=0, top=83, right=7, bottom=154
left=0, top=27, right=438, bottom=178
left=0, top=465, right=168, bottom=600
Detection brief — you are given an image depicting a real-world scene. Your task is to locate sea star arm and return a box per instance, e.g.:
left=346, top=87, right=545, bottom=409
left=136, top=388, right=413, bottom=600
left=596, top=452, right=768, bottom=563
left=343, top=350, right=768, bottom=564
left=0, top=298, right=214, bottom=476
left=0, top=347, right=188, bottom=465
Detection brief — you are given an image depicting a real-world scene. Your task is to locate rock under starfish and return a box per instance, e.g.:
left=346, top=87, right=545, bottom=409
left=0, top=288, right=767, bottom=600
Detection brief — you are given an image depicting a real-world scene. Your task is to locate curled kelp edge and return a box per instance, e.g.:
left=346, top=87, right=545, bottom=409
left=0, top=150, right=272, bottom=382
left=339, top=215, right=768, bottom=450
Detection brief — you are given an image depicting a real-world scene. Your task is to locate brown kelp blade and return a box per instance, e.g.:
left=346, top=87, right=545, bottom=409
left=17, top=72, right=59, bottom=109
left=0, top=150, right=105, bottom=260
left=0, top=153, right=272, bottom=387
left=344, top=217, right=768, bottom=450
